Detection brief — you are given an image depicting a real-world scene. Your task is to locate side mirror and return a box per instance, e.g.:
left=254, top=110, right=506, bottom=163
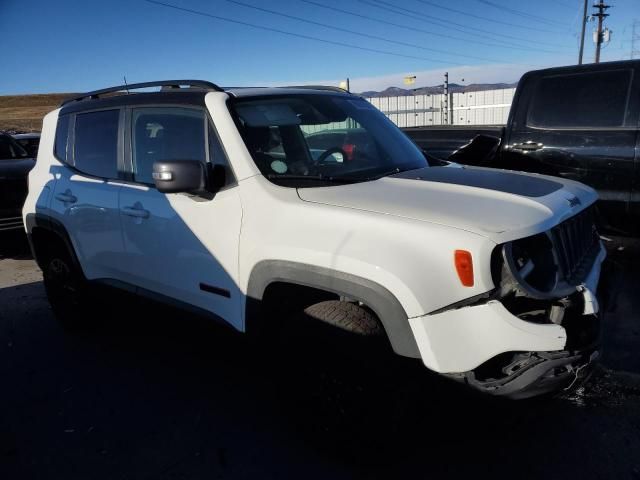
left=447, top=134, right=501, bottom=167
left=152, top=160, right=208, bottom=194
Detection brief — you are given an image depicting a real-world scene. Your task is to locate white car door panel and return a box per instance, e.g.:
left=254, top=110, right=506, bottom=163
left=49, top=108, right=125, bottom=280
left=119, top=186, right=243, bottom=328
left=118, top=106, right=243, bottom=328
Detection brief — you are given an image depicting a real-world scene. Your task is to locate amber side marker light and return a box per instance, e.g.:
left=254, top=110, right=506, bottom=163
left=454, top=250, right=474, bottom=287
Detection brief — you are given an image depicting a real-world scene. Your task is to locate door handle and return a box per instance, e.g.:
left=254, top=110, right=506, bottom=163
left=121, top=206, right=150, bottom=219
left=55, top=191, right=77, bottom=204
left=511, top=142, right=544, bottom=152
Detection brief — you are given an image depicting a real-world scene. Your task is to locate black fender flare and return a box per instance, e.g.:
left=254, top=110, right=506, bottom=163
left=25, top=213, right=84, bottom=275
left=246, top=260, right=421, bottom=358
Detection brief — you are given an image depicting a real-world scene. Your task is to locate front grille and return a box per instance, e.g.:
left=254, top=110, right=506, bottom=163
left=549, top=207, right=600, bottom=284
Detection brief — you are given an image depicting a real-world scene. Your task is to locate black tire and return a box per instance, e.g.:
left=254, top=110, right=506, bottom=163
left=273, top=300, right=421, bottom=460
left=42, top=246, right=91, bottom=330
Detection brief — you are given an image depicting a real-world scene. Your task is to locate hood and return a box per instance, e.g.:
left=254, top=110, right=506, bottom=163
left=297, top=166, right=598, bottom=242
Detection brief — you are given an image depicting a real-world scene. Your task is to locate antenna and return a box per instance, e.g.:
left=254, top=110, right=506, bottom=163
left=123, top=76, right=130, bottom=94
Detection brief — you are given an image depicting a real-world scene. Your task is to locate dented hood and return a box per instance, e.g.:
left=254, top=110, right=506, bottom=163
left=297, top=166, right=598, bottom=243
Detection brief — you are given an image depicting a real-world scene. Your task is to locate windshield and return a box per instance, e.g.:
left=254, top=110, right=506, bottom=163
left=0, top=135, right=29, bottom=160
left=231, top=94, right=428, bottom=186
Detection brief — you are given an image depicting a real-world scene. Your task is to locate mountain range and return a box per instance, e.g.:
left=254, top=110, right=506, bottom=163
left=359, top=82, right=518, bottom=97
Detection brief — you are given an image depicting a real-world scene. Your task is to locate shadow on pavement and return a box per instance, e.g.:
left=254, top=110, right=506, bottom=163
left=0, top=230, right=32, bottom=260
left=1, top=240, right=639, bottom=479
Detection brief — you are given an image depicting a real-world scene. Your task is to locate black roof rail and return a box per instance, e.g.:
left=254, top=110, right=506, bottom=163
left=61, top=80, right=224, bottom=106
left=279, top=85, right=349, bottom=93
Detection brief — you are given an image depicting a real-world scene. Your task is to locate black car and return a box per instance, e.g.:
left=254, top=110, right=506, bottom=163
left=12, top=132, right=41, bottom=158
left=0, top=132, right=35, bottom=232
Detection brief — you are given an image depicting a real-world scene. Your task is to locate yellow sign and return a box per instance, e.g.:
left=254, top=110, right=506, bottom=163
left=404, top=75, right=416, bottom=85
left=339, top=80, right=349, bottom=90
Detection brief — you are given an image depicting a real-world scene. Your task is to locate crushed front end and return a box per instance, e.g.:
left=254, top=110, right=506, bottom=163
left=409, top=206, right=607, bottom=399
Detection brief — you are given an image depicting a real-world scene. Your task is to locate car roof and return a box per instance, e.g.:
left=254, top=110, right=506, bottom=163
left=225, top=87, right=351, bottom=98
left=523, top=58, right=640, bottom=79
left=58, top=81, right=354, bottom=115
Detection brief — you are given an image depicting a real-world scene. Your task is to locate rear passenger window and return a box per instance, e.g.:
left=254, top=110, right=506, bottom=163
left=73, top=110, right=119, bottom=178
left=527, top=70, right=632, bottom=129
left=132, top=107, right=205, bottom=184
left=54, top=115, right=70, bottom=161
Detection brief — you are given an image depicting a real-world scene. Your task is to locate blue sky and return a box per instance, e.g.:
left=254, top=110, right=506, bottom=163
left=1, top=0, right=637, bottom=94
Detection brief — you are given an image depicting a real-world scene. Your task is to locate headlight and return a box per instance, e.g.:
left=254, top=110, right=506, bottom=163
left=501, top=232, right=560, bottom=299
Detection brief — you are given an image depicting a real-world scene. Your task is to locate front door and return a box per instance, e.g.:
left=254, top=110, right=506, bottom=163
left=118, top=106, right=243, bottom=328
left=502, top=67, right=640, bottom=232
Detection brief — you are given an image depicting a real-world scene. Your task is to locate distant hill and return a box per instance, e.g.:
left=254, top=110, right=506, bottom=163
left=1, top=83, right=518, bottom=132
left=0, top=93, right=76, bottom=132
left=360, top=82, right=518, bottom=98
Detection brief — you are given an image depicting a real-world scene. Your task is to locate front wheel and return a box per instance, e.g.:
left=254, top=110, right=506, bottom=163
left=273, top=301, right=420, bottom=459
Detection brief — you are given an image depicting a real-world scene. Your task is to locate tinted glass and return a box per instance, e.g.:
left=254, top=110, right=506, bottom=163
left=0, top=135, right=27, bottom=159
left=54, top=115, right=70, bottom=161
left=73, top=110, right=119, bottom=178
left=232, top=95, right=428, bottom=187
left=527, top=70, right=632, bottom=128
left=132, top=108, right=205, bottom=184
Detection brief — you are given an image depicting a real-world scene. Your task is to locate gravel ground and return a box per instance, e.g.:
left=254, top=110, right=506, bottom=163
left=1, top=230, right=639, bottom=479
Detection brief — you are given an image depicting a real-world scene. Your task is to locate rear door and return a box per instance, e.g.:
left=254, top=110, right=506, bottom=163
left=118, top=106, right=243, bottom=328
left=502, top=67, right=640, bottom=231
left=49, top=109, right=126, bottom=280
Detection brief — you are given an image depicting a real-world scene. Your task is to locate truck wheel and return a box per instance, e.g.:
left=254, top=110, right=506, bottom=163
left=42, top=248, right=90, bottom=330
left=274, top=300, right=418, bottom=458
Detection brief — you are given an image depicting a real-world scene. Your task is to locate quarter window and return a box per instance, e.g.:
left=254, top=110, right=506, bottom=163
left=54, top=115, right=70, bottom=162
left=131, top=107, right=206, bottom=184
left=527, top=70, right=632, bottom=129
left=73, top=110, right=120, bottom=178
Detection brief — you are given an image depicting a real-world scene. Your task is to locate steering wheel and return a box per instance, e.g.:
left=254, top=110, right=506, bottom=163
left=314, top=147, right=347, bottom=165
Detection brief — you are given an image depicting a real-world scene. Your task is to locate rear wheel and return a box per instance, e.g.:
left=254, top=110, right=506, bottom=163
left=42, top=247, right=91, bottom=330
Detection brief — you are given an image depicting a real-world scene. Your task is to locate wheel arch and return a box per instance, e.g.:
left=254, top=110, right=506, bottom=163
left=25, top=213, right=83, bottom=275
left=245, top=260, right=421, bottom=358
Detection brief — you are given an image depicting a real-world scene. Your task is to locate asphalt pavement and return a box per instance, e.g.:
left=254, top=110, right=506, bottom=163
left=1, top=230, right=639, bottom=480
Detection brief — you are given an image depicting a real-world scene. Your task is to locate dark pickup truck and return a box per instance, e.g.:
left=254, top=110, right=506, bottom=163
left=405, top=60, right=640, bottom=235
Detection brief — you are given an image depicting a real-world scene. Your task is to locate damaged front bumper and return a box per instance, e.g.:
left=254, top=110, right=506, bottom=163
left=408, top=244, right=606, bottom=399
left=446, top=345, right=600, bottom=399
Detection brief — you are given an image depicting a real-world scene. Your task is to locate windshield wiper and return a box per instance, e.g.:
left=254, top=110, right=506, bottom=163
left=266, top=174, right=357, bottom=183
left=366, top=167, right=401, bottom=181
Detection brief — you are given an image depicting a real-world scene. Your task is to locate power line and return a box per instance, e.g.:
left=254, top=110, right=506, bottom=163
left=142, top=0, right=463, bottom=65
left=360, top=0, right=573, bottom=50
left=220, top=0, right=527, bottom=63
left=473, top=0, right=568, bottom=27
left=414, top=0, right=566, bottom=34
left=300, top=0, right=562, bottom=53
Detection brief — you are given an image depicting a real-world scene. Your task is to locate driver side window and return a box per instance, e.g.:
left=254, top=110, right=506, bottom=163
left=131, top=107, right=206, bottom=185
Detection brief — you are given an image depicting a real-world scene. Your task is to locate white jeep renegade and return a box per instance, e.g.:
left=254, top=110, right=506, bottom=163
left=24, top=80, right=605, bottom=400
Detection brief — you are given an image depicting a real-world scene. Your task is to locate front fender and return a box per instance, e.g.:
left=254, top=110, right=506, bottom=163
left=246, top=260, right=421, bottom=358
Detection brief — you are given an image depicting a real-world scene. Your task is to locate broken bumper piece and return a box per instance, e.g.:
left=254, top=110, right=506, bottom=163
left=446, top=347, right=600, bottom=400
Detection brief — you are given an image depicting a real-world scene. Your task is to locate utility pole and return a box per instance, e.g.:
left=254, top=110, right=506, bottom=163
left=578, top=0, right=588, bottom=64
left=593, top=0, right=610, bottom=64
left=443, top=72, right=449, bottom=125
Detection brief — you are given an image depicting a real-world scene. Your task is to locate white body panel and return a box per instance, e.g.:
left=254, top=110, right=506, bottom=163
left=117, top=183, right=244, bottom=329
left=24, top=91, right=606, bottom=379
